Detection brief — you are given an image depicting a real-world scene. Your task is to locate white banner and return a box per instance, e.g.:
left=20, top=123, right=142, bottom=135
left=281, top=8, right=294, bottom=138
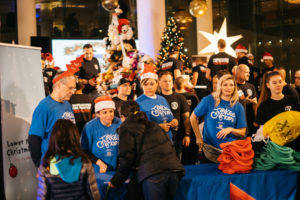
left=0, top=43, right=44, bottom=199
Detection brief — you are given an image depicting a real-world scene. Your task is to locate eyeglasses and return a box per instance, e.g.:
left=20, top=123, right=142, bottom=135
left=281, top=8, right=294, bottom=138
left=295, top=77, right=300, bottom=79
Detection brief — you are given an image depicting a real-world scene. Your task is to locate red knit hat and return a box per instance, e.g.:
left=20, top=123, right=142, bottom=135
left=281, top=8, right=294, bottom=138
left=94, top=96, right=115, bottom=112
left=140, top=64, right=158, bottom=81
left=261, top=52, right=273, bottom=62
left=235, top=44, right=248, bottom=53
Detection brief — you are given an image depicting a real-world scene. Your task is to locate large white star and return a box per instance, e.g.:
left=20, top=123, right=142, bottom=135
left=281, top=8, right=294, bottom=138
left=199, top=18, right=242, bottom=58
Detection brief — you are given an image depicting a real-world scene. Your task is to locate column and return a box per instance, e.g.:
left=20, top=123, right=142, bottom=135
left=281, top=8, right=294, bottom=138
left=17, top=0, right=37, bottom=45
left=137, top=0, right=165, bottom=60
left=196, top=0, right=213, bottom=54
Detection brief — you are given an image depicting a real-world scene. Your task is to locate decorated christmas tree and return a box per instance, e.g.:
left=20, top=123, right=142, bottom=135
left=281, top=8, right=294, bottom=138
left=101, top=8, right=139, bottom=94
left=157, top=16, right=191, bottom=70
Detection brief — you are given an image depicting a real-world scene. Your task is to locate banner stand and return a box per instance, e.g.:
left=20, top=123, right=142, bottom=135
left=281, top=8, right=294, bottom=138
left=0, top=43, right=45, bottom=199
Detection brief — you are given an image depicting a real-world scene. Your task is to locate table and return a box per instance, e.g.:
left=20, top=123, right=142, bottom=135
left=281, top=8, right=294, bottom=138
left=96, top=164, right=298, bottom=200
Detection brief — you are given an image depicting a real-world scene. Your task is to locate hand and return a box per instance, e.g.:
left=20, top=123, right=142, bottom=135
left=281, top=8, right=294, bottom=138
left=216, top=127, right=233, bottom=139
left=108, top=182, right=116, bottom=188
left=169, top=119, right=178, bottom=128
left=88, top=78, right=97, bottom=86
left=82, top=79, right=88, bottom=85
left=245, top=96, right=257, bottom=104
left=182, top=136, right=191, bottom=147
left=196, top=139, right=204, bottom=152
left=96, top=159, right=107, bottom=173
left=159, top=123, right=171, bottom=133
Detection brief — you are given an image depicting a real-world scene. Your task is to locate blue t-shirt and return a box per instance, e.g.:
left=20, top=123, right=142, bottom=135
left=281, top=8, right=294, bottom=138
left=81, top=117, right=121, bottom=171
left=28, top=95, right=75, bottom=157
left=136, top=94, right=174, bottom=139
left=193, top=95, right=247, bottom=148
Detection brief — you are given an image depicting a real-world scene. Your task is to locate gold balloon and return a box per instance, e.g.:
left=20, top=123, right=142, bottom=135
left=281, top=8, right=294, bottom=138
left=189, top=0, right=208, bottom=17
left=102, top=0, right=119, bottom=12
left=173, top=10, right=193, bottom=30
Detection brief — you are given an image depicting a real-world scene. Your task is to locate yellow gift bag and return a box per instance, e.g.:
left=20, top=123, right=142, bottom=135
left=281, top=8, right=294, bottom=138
left=263, top=111, right=300, bottom=146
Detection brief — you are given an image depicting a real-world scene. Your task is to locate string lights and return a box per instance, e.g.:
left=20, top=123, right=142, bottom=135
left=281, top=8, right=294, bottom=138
left=156, top=16, right=191, bottom=70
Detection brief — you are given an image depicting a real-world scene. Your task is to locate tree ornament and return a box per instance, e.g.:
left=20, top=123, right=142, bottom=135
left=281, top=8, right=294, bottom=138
left=173, top=10, right=193, bottom=30
left=9, top=163, right=17, bottom=178
left=101, top=0, right=119, bottom=12
left=189, top=0, right=208, bottom=17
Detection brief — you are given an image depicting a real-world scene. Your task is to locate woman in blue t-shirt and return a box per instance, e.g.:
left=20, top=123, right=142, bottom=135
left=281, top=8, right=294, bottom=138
left=190, top=74, right=247, bottom=152
left=81, top=96, right=121, bottom=173
left=136, top=64, right=178, bottom=140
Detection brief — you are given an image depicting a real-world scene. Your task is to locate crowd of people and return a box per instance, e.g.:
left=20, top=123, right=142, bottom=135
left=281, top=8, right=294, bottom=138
left=29, top=41, right=300, bottom=199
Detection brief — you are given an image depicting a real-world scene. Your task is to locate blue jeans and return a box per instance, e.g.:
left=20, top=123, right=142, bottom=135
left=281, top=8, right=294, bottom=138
left=142, top=172, right=180, bottom=200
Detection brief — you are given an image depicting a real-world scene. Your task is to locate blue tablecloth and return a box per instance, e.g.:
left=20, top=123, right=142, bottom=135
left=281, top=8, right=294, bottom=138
left=96, top=164, right=298, bottom=200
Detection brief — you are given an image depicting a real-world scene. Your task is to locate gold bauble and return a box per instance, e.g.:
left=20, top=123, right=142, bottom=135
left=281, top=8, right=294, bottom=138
left=189, top=0, right=208, bottom=17
left=101, top=0, right=119, bottom=12
left=173, top=10, right=193, bottom=30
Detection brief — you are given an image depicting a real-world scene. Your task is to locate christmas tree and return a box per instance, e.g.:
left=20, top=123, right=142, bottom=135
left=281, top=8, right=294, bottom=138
left=157, top=16, right=191, bottom=70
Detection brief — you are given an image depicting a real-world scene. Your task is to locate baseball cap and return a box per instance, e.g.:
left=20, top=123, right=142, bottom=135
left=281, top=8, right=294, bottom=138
left=118, top=78, right=131, bottom=86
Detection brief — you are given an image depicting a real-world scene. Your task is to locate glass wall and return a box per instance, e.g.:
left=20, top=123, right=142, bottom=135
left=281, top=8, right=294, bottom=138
left=0, top=0, right=18, bottom=43
left=165, top=0, right=198, bottom=58
left=35, top=0, right=137, bottom=39
left=213, top=0, right=300, bottom=83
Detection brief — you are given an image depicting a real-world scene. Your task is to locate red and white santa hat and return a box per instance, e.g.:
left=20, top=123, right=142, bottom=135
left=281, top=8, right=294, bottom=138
left=140, top=64, right=158, bottom=81
left=261, top=52, right=273, bottom=62
left=94, top=96, right=115, bottom=113
left=235, top=44, right=248, bottom=53
left=118, top=18, right=129, bottom=34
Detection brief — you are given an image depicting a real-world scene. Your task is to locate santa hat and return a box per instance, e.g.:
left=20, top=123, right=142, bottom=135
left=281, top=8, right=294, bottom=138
left=235, top=44, right=248, bottom=53
left=94, top=96, right=115, bottom=113
left=118, top=18, right=129, bottom=34
left=261, top=52, right=273, bottom=62
left=140, top=64, right=157, bottom=81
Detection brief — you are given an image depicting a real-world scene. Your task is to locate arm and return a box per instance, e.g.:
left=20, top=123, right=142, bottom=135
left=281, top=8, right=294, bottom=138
left=110, top=128, right=137, bottom=188
left=182, top=112, right=191, bottom=147
left=96, top=159, right=107, bottom=173
left=192, top=72, right=198, bottom=86
left=159, top=123, right=171, bottom=133
left=37, top=166, right=48, bottom=200
left=169, top=118, right=178, bottom=128
left=216, top=127, right=246, bottom=139
left=85, top=161, right=101, bottom=200
left=217, top=103, right=247, bottom=138
left=251, top=97, right=258, bottom=116
left=28, top=135, right=42, bottom=167
left=190, top=112, right=203, bottom=151
left=174, top=69, right=181, bottom=79
left=205, top=68, right=211, bottom=81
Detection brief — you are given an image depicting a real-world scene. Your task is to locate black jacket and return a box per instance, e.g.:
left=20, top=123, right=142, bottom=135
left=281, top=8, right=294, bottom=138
left=111, top=117, right=185, bottom=187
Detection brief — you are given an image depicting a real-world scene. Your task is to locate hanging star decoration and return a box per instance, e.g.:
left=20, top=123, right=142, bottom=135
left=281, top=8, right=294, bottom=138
left=199, top=18, right=242, bottom=58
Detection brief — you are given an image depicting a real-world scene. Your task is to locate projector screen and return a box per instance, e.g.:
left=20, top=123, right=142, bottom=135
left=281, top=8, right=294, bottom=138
left=52, top=39, right=139, bottom=71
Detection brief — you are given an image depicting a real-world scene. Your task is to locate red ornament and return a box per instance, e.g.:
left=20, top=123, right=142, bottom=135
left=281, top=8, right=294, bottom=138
left=9, top=163, right=17, bottom=178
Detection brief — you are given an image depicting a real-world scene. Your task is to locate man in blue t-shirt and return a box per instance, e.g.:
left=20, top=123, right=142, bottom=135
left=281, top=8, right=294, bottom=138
left=28, top=72, right=76, bottom=167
